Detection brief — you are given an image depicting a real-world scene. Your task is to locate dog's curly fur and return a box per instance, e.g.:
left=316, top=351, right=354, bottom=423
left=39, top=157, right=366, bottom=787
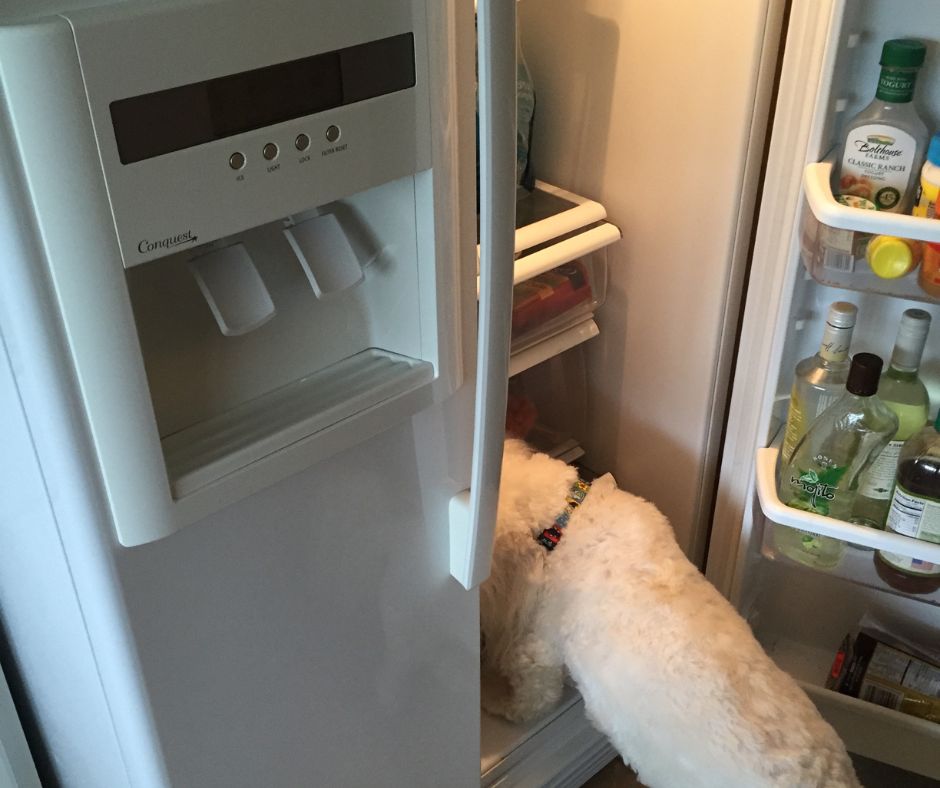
left=481, top=440, right=860, bottom=788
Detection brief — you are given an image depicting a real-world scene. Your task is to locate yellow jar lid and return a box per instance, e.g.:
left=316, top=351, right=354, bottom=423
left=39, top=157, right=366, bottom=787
left=867, top=235, right=916, bottom=278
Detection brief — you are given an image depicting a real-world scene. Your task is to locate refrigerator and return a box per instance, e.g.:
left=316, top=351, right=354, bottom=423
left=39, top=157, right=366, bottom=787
left=0, top=2, right=938, bottom=788
left=497, top=0, right=940, bottom=783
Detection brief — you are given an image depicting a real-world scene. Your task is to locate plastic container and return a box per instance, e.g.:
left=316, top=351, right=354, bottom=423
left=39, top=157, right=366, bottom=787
left=799, top=162, right=940, bottom=301
left=510, top=252, right=607, bottom=352
left=913, top=133, right=940, bottom=218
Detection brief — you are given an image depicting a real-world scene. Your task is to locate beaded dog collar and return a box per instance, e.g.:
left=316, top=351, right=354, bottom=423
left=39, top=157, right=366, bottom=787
left=536, top=478, right=591, bottom=551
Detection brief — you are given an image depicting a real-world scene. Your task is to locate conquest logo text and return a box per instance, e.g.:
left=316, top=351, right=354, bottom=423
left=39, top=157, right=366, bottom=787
left=138, top=230, right=198, bottom=254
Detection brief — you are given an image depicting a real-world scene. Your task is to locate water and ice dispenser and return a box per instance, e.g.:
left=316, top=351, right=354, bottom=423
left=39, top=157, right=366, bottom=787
left=3, top=0, right=466, bottom=545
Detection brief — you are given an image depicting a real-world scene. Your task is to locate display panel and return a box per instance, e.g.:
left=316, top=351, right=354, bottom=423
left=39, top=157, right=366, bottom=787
left=109, top=33, right=415, bottom=164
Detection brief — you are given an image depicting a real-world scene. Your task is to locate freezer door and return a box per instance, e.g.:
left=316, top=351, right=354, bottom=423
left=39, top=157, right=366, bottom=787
left=114, top=414, right=480, bottom=787
left=0, top=0, right=482, bottom=786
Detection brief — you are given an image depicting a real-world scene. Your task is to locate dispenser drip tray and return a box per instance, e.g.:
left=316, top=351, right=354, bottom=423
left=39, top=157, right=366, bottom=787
left=162, top=349, right=433, bottom=497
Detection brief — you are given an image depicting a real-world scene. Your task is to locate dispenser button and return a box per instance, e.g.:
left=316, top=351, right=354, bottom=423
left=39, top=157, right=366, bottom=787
left=229, top=152, right=246, bottom=170
left=325, top=125, right=341, bottom=143
left=263, top=142, right=279, bottom=160
left=295, top=133, right=311, bottom=151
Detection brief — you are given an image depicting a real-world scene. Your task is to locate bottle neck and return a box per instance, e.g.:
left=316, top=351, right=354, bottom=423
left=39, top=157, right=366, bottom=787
left=818, top=321, right=854, bottom=363
left=885, top=364, right=921, bottom=381
left=875, top=66, right=918, bottom=103
left=891, top=322, right=929, bottom=372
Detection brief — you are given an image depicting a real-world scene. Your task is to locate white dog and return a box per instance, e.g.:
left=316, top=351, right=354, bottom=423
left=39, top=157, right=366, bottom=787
left=481, top=440, right=860, bottom=788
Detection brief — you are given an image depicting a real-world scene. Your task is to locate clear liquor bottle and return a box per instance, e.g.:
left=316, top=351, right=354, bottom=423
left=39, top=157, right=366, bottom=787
left=780, top=302, right=858, bottom=465
left=835, top=39, right=928, bottom=213
left=851, top=309, right=931, bottom=531
left=776, top=353, right=899, bottom=569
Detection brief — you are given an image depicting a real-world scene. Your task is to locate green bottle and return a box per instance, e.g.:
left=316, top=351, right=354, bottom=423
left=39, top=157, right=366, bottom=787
left=776, top=353, right=899, bottom=568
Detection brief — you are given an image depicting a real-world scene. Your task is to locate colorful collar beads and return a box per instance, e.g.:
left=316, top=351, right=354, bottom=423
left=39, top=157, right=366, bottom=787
left=536, top=478, right=591, bottom=551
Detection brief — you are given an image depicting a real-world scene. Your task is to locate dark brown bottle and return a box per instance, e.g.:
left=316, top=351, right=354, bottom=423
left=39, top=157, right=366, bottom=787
left=874, top=410, right=940, bottom=594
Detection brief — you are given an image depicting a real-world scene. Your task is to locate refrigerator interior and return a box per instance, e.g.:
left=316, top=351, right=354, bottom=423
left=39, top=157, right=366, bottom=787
left=490, top=0, right=940, bottom=783
left=516, top=0, right=784, bottom=565
left=478, top=179, right=621, bottom=785
left=479, top=0, right=785, bottom=782
left=722, top=0, right=940, bottom=780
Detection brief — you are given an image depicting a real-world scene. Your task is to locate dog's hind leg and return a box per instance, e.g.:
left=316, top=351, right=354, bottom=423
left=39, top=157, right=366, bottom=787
left=485, top=635, right=564, bottom=723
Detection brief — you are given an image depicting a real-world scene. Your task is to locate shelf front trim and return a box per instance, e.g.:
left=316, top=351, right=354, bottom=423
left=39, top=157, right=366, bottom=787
left=514, top=181, right=608, bottom=254
left=508, top=318, right=599, bottom=378
left=804, top=162, right=940, bottom=243
left=756, top=447, right=940, bottom=563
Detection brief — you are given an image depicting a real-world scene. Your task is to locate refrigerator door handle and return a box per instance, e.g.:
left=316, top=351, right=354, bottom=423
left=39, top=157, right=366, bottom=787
left=449, top=0, right=517, bottom=590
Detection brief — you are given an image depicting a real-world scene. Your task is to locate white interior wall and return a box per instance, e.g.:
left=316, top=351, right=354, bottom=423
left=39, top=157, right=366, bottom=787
left=519, top=0, right=783, bottom=559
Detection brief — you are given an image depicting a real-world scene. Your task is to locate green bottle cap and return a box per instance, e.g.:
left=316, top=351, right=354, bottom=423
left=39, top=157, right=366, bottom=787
left=934, top=409, right=940, bottom=432
left=880, top=39, right=926, bottom=69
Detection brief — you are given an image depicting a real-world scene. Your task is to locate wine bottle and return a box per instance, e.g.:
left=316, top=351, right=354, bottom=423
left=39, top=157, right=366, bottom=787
left=780, top=302, right=858, bottom=464
left=851, top=309, right=931, bottom=532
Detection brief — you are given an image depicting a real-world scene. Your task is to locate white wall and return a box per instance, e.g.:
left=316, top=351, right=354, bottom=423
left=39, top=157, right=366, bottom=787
left=519, top=0, right=784, bottom=560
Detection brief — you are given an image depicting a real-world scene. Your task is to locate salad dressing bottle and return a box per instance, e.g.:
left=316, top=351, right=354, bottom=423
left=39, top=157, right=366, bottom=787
left=835, top=39, right=928, bottom=213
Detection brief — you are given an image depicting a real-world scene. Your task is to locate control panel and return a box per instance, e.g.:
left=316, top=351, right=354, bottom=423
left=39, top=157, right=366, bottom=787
left=65, top=0, right=431, bottom=267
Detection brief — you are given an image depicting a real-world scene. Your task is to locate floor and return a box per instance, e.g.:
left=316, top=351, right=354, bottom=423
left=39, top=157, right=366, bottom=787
left=581, top=758, right=643, bottom=788
left=581, top=755, right=940, bottom=787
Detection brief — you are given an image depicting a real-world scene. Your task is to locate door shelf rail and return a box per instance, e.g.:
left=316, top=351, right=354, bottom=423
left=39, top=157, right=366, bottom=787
left=514, top=181, right=611, bottom=255
left=760, top=524, right=940, bottom=609
left=800, top=162, right=940, bottom=303
left=755, top=447, right=940, bottom=569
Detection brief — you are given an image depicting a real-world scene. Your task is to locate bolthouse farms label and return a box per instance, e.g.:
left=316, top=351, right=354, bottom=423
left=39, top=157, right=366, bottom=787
left=839, top=124, right=917, bottom=211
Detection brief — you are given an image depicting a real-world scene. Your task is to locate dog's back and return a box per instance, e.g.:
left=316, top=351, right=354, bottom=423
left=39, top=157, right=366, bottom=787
left=485, top=443, right=860, bottom=787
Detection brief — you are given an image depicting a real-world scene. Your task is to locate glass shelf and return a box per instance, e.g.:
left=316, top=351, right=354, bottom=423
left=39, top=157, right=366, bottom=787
left=478, top=182, right=620, bottom=375
left=800, top=162, right=940, bottom=303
